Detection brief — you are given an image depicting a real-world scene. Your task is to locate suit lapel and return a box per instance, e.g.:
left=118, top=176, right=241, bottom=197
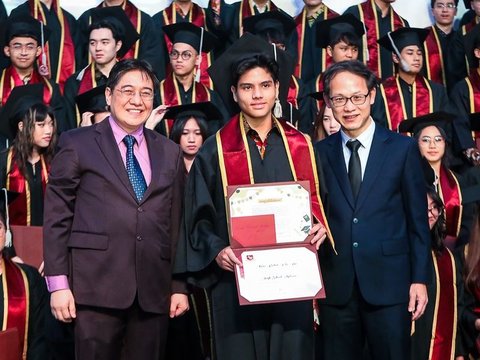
left=327, top=133, right=355, bottom=209
left=355, top=126, right=390, bottom=211
left=95, top=120, right=137, bottom=202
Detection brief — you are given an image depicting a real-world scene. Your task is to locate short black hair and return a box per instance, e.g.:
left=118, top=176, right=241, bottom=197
left=107, top=59, right=159, bottom=90
left=88, top=19, right=122, bottom=43
left=232, top=54, right=279, bottom=88
left=170, top=115, right=208, bottom=144
left=330, top=32, right=361, bottom=49
left=430, top=0, right=458, bottom=7
left=322, top=60, right=378, bottom=97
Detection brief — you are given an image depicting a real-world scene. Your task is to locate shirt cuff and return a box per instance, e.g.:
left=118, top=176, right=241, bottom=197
left=45, top=275, right=70, bottom=293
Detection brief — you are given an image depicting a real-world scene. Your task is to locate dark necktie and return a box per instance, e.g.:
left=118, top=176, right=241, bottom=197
left=123, top=135, right=147, bottom=201
left=346, top=140, right=362, bottom=199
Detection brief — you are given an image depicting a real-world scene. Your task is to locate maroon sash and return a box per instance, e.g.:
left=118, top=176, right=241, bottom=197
left=1, top=258, right=29, bottom=360
left=216, top=113, right=334, bottom=249
left=162, top=2, right=213, bottom=89
left=430, top=249, right=457, bottom=360
left=358, top=0, right=405, bottom=78
left=6, top=149, right=49, bottom=226
left=287, top=76, right=300, bottom=109
left=424, top=26, right=445, bottom=86
left=77, top=64, right=97, bottom=95
left=293, top=5, right=338, bottom=78
left=0, top=67, right=53, bottom=106
left=159, top=74, right=211, bottom=137
left=439, top=166, right=462, bottom=238
left=238, top=0, right=277, bottom=37
left=30, top=0, right=75, bottom=93
left=380, top=76, right=433, bottom=131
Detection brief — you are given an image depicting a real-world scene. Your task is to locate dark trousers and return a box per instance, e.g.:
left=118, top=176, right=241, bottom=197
left=319, top=282, right=411, bottom=360
left=74, top=298, right=168, bottom=360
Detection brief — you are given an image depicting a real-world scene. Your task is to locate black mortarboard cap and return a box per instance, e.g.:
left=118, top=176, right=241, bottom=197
left=1, top=15, right=51, bottom=46
left=398, top=111, right=453, bottom=134
left=463, top=23, right=480, bottom=67
left=75, top=85, right=108, bottom=115
left=308, top=91, right=324, bottom=100
left=315, top=14, right=365, bottom=49
left=163, top=101, right=222, bottom=122
left=0, top=84, right=44, bottom=140
left=243, top=10, right=296, bottom=40
left=208, top=33, right=294, bottom=116
left=163, top=22, right=218, bottom=54
left=90, top=6, right=139, bottom=59
left=377, top=27, right=429, bottom=52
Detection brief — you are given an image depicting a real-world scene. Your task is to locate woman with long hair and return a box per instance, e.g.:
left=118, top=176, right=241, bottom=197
left=311, top=102, right=341, bottom=143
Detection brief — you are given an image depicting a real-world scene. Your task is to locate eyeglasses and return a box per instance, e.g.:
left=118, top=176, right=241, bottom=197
left=434, top=3, right=456, bottom=9
left=419, top=135, right=444, bottom=146
left=115, top=88, right=154, bottom=101
left=169, top=50, right=193, bottom=60
left=10, top=43, right=38, bottom=52
left=428, top=205, right=443, bottom=216
left=329, top=93, right=370, bottom=108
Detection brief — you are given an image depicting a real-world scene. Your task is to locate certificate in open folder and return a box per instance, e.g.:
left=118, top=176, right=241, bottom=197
left=226, top=181, right=325, bottom=305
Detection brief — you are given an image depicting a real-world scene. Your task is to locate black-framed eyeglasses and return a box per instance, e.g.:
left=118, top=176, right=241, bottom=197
left=434, top=3, right=456, bottom=9
left=428, top=205, right=443, bottom=216
left=329, top=93, right=370, bottom=108
left=169, top=50, right=193, bottom=60
left=115, top=88, right=154, bottom=101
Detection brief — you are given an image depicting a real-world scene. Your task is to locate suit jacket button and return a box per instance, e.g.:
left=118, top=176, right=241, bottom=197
left=137, top=207, right=143, bottom=212
left=353, top=218, right=359, bottom=224
left=136, top=235, right=142, bottom=241
left=353, top=242, right=359, bottom=248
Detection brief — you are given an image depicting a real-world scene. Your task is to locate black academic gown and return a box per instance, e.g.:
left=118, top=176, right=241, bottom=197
left=77, top=3, right=164, bottom=79
left=0, top=260, right=48, bottom=360
left=9, top=2, right=82, bottom=88
left=174, top=127, right=315, bottom=360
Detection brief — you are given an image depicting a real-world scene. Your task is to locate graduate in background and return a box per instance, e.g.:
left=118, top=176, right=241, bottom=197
left=75, top=85, right=110, bottom=127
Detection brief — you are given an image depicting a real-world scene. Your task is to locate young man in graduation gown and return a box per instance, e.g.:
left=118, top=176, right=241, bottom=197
left=155, top=22, right=229, bottom=137
left=344, top=0, right=409, bottom=80
left=174, top=33, right=332, bottom=360
left=242, top=10, right=304, bottom=127
left=315, top=60, right=430, bottom=360
left=153, top=0, right=222, bottom=89
left=9, top=0, right=82, bottom=94
left=371, top=28, right=449, bottom=132
left=77, top=0, right=164, bottom=79
left=0, top=15, right=67, bottom=133
left=300, top=14, right=364, bottom=135
left=424, top=0, right=459, bottom=92
left=288, top=0, right=338, bottom=81
left=63, top=8, right=138, bottom=129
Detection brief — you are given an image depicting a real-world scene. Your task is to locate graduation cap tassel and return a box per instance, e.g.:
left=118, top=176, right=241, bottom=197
left=39, top=21, right=49, bottom=77
left=387, top=31, right=410, bottom=73
left=3, top=189, right=12, bottom=248
left=195, top=27, right=205, bottom=83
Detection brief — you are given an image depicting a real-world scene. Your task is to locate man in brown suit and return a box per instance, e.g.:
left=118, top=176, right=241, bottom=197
left=43, top=59, right=189, bottom=360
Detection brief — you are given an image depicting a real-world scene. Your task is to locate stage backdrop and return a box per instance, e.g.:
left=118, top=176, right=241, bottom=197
left=2, top=0, right=470, bottom=26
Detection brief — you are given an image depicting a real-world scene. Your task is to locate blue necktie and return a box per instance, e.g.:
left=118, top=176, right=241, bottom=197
left=123, top=135, right=147, bottom=201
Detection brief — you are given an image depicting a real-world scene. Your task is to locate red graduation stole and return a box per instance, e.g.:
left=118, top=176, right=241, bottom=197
left=464, top=69, right=480, bottom=147
left=287, top=76, right=300, bottom=109
left=293, top=5, right=338, bottom=78
left=424, top=26, right=446, bottom=86
left=216, top=113, right=334, bottom=250
left=1, top=258, right=30, bottom=360
left=238, top=0, right=277, bottom=37
left=379, top=75, right=433, bottom=131
left=357, top=0, right=405, bottom=79
left=29, top=0, right=75, bottom=93
left=6, top=149, right=49, bottom=226
left=0, top=67, right=53, bottom=106
left=429, top=249, right=457, bottom=360
left=77, top=63, right=97, bottom=95
left=159, top=74, right=211, bottom=137
left=439, top=166, right=462, bottom=239
left=162, top=2, right=213, bottom=89
left=461, top=17, right=479, bottom=76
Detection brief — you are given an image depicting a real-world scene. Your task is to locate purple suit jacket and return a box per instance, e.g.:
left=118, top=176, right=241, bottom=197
left=43, top=119, right=186, bottom=314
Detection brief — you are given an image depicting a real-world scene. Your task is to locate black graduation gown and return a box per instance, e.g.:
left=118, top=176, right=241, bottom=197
left=343, top=3, right=410, bottom=80
left=0, top=260, right=48, bottom=360
left=63, top=67, right=109, bottom=129
left=411, top=248, right=465, bottom=359
left=428, top=25, right=458, bottom=94
left=9, top=2, right=83, bottom=87
left=77, top=3, right=164, bottom=79
left=174, top=127, right=315, bottom=360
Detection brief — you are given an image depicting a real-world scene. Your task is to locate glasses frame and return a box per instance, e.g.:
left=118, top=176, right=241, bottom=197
left=114, top=88, right=154, bottom=101
left=169, top=50, right=194, bottom=61
left=433, top=3, right=457, bottom=9
left=329, top=92, right=371, bottom=108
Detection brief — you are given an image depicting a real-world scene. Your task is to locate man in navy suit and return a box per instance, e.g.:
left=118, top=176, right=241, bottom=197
left=315, top=60, right=431, bottom=360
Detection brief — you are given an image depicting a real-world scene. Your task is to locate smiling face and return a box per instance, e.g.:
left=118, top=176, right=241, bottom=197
left=4, top=36, right=41, bottom=71
left=326, top=70, right=375, bottom=139
left=105, top=69, right=154, bottom=133
left=417, top=125, right=446, bottom=165
left=231, top=66, right=278, bottom=123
